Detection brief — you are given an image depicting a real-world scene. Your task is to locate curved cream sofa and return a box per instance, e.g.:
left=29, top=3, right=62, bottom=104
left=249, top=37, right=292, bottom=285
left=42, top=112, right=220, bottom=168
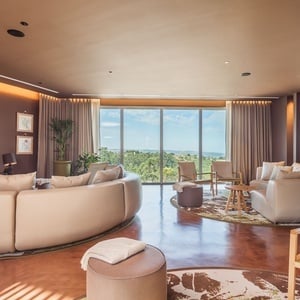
left=0, top=172, right=142, bottom=254
left=250, top=164, right=300, bottom=223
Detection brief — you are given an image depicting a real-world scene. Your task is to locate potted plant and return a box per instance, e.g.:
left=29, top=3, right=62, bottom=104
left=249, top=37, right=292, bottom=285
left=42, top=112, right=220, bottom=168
left=73, top=151, right=101, bottom=175
left=49, top=118, right=74, bottom=176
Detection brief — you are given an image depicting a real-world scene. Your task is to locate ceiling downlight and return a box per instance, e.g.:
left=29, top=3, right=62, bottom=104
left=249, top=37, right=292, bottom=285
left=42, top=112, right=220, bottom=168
left=7, top=29, right=25, bottom=38
left=241, top=72, right=251, bottom=77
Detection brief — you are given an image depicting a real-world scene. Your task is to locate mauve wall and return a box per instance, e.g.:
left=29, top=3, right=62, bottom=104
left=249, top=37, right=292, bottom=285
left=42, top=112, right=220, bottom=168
left=0, top=88, right=39, bottom=174
left=271, top=97, right=288, bottom=162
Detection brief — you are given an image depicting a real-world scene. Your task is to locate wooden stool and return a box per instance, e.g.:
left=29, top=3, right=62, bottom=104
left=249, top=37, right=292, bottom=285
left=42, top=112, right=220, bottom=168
left=288, top=228, right=300, bottom=300
left=225, top=185, right=252, bottom=216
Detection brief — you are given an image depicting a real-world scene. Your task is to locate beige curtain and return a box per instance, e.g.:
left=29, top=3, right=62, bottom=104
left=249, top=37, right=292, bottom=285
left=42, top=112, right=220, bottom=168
left=228, top=100, right=272, bottom=184
left=37, top=94, right=99, bottom=178
left=37, top=94, right=61, bottom=178
left=91, top=99, right=100, bottom=153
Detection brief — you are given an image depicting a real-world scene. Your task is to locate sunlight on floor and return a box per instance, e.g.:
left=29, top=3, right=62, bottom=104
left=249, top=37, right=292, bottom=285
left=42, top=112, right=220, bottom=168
left=0, top=282, right=74, bottom=300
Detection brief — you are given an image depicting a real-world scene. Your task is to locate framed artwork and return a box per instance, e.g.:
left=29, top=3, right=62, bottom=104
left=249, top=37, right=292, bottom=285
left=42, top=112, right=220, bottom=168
left=16, top=136, right=33, bottom=154
left=17, top=112, right=34, bottom=133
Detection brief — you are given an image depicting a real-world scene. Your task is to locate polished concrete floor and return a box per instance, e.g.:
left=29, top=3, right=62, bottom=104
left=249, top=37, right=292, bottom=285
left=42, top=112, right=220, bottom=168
left=0, top=185, right=296, bottom=300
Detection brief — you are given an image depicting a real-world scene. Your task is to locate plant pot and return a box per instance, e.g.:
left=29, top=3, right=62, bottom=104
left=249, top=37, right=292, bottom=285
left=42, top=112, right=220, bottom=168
left=53, top=160, right=72, bottom=176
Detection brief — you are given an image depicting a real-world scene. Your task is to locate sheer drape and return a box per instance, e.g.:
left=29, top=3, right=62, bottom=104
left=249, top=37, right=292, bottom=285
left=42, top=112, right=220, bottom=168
left=228, top=100, right=272, bottom=184
left=91, top=99, right=100, bottom=153
left=37, top=94, right=99, bottom=178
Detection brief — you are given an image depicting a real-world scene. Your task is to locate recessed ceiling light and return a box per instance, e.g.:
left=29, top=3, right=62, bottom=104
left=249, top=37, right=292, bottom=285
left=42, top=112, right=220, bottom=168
left=20, top=21, right=29, bottom=26
left=241, top=72, right=251, bottom=77
left=7, top=29, right=25, bottom=38
left=224, top=61, right=230, bottom=64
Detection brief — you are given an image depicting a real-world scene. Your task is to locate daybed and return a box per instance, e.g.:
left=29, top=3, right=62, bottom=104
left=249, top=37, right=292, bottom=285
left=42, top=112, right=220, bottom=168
left=0, top=166, right=142, bottom=254
left=250, top=162, right=300, bottom=223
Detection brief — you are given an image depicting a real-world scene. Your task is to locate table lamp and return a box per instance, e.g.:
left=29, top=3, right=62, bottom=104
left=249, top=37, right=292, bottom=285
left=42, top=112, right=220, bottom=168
left=2, top=153, right=17, bottom=175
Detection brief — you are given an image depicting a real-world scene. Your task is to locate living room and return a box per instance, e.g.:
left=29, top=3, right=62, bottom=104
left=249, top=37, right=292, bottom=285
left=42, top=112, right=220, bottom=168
left=1, top=1, right=300, bottom=299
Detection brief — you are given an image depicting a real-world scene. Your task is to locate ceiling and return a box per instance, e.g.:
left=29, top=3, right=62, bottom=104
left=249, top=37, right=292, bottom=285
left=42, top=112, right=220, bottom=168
left=1, top=0, right=300, bottom=100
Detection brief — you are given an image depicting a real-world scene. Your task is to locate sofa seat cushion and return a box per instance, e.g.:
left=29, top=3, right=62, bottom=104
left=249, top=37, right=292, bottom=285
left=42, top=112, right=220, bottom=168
left=0, top=172, right=36, bottom=191
left=249, top=179, right=268, bottom=191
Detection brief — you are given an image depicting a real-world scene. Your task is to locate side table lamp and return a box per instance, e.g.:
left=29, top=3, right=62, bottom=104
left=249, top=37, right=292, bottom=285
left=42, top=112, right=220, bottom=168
left=2, top=153, right=17, bottom=175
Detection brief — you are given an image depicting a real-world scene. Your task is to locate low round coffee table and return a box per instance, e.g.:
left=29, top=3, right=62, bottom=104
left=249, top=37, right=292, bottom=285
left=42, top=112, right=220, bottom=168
left=225, top=184, right=253, bottom=215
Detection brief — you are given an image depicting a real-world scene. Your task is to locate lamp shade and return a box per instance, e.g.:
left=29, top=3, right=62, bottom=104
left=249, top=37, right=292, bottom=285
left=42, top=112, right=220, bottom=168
left=2, top=153, right=17, bottom=166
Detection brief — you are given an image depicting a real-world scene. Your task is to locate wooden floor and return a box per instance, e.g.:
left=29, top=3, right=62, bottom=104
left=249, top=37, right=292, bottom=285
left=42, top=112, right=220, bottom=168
left=0, top=185, right=296, bottom=300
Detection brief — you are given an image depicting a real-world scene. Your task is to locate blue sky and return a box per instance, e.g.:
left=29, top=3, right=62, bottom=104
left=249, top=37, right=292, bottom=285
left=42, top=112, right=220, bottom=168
left=100, top=108, right=226, bottom=155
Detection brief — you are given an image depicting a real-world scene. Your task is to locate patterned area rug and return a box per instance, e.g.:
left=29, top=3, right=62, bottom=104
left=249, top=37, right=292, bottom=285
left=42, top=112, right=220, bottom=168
left=167, top=267, right=299, bottom=299
left=78, top=267, right=300, bottom=300
left=170, top=194, right=273, bottom=226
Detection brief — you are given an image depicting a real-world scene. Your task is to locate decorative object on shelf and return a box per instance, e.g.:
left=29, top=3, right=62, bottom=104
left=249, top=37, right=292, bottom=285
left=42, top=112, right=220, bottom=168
left=2, top=152, right=17, bottom=175
left=16, top=112, right=33, bottom=133
left=49, top=118, right=74, bottom=176
left=16, top=136, right=33, bottom=154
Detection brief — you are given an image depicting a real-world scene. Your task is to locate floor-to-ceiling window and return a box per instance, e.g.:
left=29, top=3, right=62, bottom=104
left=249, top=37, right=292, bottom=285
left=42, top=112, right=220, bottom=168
left=123, top=109, right=160, bottom=183
left=99, top=108, right=121, bottom=164
left=100, top=107, right=226, bottom=184
left=163, top=109, right=199, bottom=182
left=202, top=109, right=226, bottom=170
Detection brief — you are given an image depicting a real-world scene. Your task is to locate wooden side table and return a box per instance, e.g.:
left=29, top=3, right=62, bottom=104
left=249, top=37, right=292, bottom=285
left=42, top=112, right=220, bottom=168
left=225, top=184, right=253, bottom=215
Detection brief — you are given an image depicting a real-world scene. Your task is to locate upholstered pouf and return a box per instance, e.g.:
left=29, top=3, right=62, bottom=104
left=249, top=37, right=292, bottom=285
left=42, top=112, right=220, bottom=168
left=177, top=184, right=203, bottom=207
left=86, top=244, right=167, bottom=300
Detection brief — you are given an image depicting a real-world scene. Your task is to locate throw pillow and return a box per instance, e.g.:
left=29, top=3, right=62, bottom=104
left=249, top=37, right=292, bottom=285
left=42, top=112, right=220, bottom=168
left=51, top=172, right=91, bottom=188
left=270, top=165, right=292, bottom=180
left=105, top=164, right=125, bottom=179
left=92, top=167, right=120, bottom=184
left=0, top=171, right=36, bottom=191
left=277, top=170, right=300, bottom=179
left=87, top=162, right=109, bottom=184
left=292, top=162, right=300, bottom=172
left=260, top=161, right=285, bottom=180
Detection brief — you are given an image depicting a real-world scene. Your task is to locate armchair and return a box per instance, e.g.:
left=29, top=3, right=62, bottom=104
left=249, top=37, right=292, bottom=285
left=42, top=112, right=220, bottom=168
left=211, top=160, right=242, bottom=195
left=178, top=161, right=214, bottom=196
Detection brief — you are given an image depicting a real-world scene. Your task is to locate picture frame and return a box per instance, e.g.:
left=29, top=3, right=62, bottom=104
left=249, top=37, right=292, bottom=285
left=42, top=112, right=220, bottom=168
left=17, top=112, right=34, bottom=133
left=16, top=136, right=33, bottom=155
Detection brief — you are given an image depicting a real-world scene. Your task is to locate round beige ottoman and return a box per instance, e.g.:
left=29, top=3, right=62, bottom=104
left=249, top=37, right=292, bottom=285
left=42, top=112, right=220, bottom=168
left=87, top=244, right=167, bottom=300
left=177, top=184, right=203, bottom=207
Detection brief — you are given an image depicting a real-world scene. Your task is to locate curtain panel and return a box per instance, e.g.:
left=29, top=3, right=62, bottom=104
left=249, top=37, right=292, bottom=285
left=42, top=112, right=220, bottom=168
left=228, top=100, right=272, bottom=184
left=37, top=94, right=100, bottom=178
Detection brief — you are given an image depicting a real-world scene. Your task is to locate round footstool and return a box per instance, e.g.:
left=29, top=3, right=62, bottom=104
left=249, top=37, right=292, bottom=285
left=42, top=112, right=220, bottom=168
left=177, top=184, right=203, bottom=207
left=87, top=244, right=167, bottom=300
